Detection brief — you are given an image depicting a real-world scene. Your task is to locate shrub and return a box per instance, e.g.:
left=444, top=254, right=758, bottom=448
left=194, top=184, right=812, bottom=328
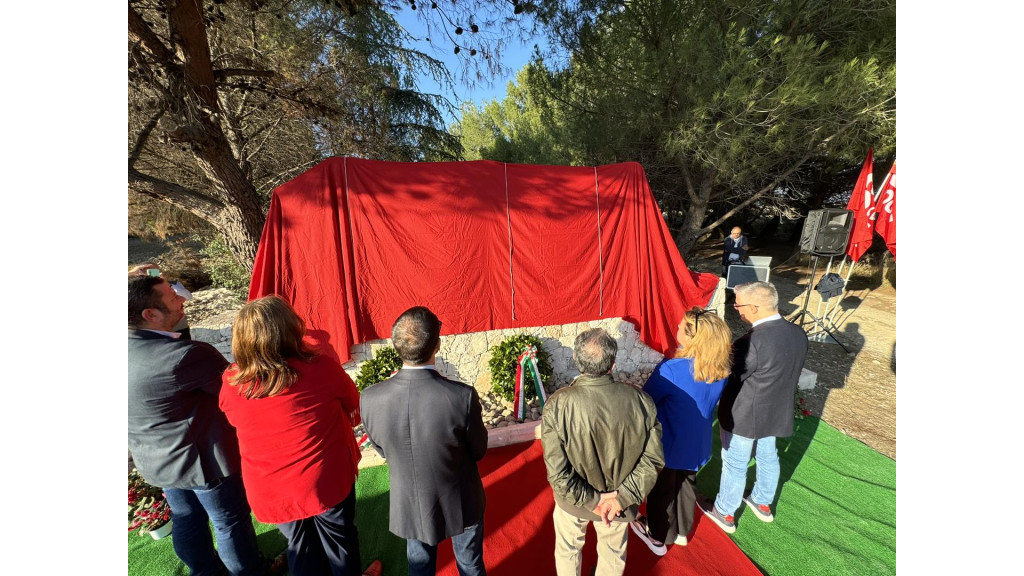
left=355, top=346, right=402, bottom=392
left=488, top=334, right=553, bottom=402
left=197, top=233, right=250, bottom=298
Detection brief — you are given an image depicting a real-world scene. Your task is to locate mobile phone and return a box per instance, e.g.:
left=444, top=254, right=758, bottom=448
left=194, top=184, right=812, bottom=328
left=147, top=268, right=161, bottom=277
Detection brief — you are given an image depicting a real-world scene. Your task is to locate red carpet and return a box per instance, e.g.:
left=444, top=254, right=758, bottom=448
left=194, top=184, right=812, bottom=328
left=436, top=441, right=761, bottom=575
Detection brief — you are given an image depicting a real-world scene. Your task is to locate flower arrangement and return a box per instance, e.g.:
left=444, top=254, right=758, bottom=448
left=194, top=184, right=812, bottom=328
left=129, top=468, right=172, bottom=536
left=794, top=391, right=812, bottom=419
left=488, top=334, right=553, bottom=403
left=354, top=346, right=402, bottom=392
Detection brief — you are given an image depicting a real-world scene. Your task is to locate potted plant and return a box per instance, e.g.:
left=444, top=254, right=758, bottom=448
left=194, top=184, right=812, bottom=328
left=129, top=468, right=173, bottom=539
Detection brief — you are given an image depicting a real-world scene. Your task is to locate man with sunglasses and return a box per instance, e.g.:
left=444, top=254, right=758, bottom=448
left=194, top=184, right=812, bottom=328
left=702, top=281, right=808, bottom=533
left=128, top=275, right=281, bottom=575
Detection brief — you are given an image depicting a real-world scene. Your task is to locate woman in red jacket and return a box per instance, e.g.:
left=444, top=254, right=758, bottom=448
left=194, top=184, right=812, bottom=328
left=219, top=295, right=380, bottom=576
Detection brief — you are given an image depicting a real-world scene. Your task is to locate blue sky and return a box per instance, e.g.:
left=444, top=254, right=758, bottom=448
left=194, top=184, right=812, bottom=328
left=393, top=8, right=544, bottom=126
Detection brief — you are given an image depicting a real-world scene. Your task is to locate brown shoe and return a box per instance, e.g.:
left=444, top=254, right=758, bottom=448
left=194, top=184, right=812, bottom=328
left=362, top=559, right=382, bottom=576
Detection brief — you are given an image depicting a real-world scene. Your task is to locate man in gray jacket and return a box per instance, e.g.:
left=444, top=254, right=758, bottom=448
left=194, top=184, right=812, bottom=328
left=128, top=275, right=268, bottom=576
left=704, top=281, right=808, bottom=533
left=361, top=306, right=488, bottom=576
left=541, top=328, right=664, bottom=576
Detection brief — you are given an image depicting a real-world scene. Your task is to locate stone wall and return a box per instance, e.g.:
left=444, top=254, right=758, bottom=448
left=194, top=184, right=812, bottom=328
left=194, top=314, right=670, bottom=394
left=345, top=317, right=668, bottom=396
left=190, top=279, right=726, bottom=429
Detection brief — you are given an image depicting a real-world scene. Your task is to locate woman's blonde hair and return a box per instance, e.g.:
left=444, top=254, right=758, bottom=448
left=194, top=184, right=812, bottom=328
left=673, top=307, right=732, bottom=383
left=229, top=295, right=317, bottom=399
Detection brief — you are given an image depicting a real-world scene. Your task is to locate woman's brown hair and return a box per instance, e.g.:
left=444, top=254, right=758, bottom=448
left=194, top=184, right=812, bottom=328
left=229, top=295, right=317, bottom=399
left=673, top=307, right=733, bottom=383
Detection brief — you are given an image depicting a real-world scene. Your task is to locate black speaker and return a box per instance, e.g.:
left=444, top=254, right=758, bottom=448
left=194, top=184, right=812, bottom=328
left=799, top=209, right=853, bottom=256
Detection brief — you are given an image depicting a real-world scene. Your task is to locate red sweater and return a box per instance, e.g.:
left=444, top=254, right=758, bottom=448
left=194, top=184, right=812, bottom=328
left=219, top=355, right=361, bottom=524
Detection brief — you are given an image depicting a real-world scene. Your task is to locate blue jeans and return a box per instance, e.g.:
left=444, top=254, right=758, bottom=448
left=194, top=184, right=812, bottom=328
left=407, top=521, right=486, bottom=576
left=163, top=474, right=264, bottom=576
left=713, top=431, right=780, bottom=517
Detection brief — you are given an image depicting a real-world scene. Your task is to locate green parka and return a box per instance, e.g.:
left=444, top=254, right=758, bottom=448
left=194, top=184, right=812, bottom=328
left=541, top=373, right=665, bottom=522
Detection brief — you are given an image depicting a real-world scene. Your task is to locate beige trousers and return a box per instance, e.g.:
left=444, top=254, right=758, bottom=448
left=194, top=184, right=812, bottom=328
left=552, top=504, right=628, bottom=576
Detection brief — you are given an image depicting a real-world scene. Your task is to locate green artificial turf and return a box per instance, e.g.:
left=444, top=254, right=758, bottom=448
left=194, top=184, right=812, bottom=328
left=695, top=416, right=896, bottom=576
left=131, top=417, right=895, bottom=576
left=129, top=466, right=406, bottom=576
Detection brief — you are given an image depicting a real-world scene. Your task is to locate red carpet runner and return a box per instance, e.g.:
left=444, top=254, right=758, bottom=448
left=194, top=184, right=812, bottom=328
left=436, top=440, right=761, bottom=575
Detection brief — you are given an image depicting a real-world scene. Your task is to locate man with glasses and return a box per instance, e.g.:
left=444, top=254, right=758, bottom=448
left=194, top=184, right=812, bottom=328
left=721, top=226, right=748, bottom=277
left=702, top=281, right=808, bottom=533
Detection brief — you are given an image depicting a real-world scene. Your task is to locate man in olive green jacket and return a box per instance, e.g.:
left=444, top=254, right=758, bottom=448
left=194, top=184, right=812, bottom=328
left=541, top=328, right=664, bottom=576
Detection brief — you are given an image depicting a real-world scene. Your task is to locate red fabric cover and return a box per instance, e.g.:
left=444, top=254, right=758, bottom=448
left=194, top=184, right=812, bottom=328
left=845, top=149, right=876, bottom=263
left=218, top=356, right=361, bottom=524
left=249, top=158, right=719, bottom=364
left=874, top=161, right=896, bottom=258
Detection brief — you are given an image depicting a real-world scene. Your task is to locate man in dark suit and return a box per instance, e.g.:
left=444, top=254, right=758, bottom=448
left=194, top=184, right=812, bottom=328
left=704, top=281, right=808, bottom=533
left=128, top=275, right=268, bottom=576
left=722, top=226, right=749, bottom=278
left=360, top=306, right=488, bottom=576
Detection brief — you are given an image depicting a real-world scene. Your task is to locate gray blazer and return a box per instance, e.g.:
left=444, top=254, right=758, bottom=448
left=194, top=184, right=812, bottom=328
left=128, top=329, right=239, bottom=489
left=360, top=368, right=488, bottom=546
left=718, top=317, right=809, bottom=439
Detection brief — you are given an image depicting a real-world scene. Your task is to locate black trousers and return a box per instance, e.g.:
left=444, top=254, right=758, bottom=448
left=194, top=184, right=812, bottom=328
left=646, top=468, right=697, bottom=544
left=276, top=487, right=362, bottom=576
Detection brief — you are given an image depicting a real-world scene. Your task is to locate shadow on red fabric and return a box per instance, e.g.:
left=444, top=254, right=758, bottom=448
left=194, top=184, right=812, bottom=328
left=435, top=441, right=761, bottom=576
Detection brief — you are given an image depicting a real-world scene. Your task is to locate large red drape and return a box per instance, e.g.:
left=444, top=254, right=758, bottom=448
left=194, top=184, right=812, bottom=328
left=249, top=158, right=718, bottom=365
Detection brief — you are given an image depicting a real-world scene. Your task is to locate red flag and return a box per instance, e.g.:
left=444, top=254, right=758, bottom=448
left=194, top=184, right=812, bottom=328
left=874, top=160, right=896, bottom=258
left=845, top=149, right=876, bottom=262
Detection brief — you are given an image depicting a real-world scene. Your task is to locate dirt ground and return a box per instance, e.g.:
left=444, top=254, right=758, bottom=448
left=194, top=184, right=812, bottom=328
left=686, top=240, right=896, bottom=460
left=129, top=234, right=896, bottom=461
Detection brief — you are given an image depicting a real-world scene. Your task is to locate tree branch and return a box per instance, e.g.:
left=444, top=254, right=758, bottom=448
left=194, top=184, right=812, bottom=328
left=214, top=68, right=276, bottom=80
left=128, top=6, right=177, bottom=66
left=129, top=168, right=225, bottom=221
left=129, top=110, right=165, bottom=170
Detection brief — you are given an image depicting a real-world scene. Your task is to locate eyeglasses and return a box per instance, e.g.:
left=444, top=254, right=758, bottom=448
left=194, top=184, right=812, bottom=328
left=733, top=303, right=758, bottom=309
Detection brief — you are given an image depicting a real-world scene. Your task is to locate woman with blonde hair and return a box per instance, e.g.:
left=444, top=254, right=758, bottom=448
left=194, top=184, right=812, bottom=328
left=629, top=307, right=732, bottom=555
left=218, top=295, right=380, bottom=576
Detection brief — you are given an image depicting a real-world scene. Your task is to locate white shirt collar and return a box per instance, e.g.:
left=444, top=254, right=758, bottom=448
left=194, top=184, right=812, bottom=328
left=141, top=328, right=182, bottom=339
left=752, top=313, right=782, bottom=328
left=402, top=364, right=436, bottom=370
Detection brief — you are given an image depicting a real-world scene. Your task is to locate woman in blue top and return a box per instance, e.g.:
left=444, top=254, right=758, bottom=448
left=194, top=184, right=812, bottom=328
left=630, top=307, right=732, bottom=555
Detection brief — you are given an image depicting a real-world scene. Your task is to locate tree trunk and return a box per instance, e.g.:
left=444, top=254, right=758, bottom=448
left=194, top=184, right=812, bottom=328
left=213, top=204, right=263, bottom=271
left=672, top=180, right=712, bottom=257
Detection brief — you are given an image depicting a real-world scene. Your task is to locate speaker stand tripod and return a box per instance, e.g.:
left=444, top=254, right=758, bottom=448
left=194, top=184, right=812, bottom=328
left=790, top=254, right=850, bottom=353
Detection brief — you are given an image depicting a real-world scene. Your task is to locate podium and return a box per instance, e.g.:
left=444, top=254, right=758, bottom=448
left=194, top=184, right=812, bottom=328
left=726, top=256, right=772, bottom=289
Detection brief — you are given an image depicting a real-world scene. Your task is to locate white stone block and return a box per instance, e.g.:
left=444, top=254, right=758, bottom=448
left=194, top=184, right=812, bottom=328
left=798, top=368, right=817, bottom=391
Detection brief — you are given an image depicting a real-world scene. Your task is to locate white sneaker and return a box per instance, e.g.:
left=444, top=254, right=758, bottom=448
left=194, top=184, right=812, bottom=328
left=674, top=534, right=688, bottom=546
left=629, top=516, right=667, bottom=556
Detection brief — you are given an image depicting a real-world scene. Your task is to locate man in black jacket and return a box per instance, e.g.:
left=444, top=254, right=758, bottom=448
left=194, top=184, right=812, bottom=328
left=128, top=275, right=267, bottom=575
left=704, top=281, right=808, bottom=533
left=361, top=306, right=488, bottom=576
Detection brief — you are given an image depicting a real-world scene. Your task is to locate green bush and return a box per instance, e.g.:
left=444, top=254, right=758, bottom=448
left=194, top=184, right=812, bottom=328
left=489, top=334, right=553, bottom=402
left=197, top=233, right=250, bottom=298
left=355, top=346, right=403, bottom=392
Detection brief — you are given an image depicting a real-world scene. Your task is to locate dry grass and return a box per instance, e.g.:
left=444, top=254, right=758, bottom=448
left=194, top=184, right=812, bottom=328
left=128, top=191, right=213, bottom=241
